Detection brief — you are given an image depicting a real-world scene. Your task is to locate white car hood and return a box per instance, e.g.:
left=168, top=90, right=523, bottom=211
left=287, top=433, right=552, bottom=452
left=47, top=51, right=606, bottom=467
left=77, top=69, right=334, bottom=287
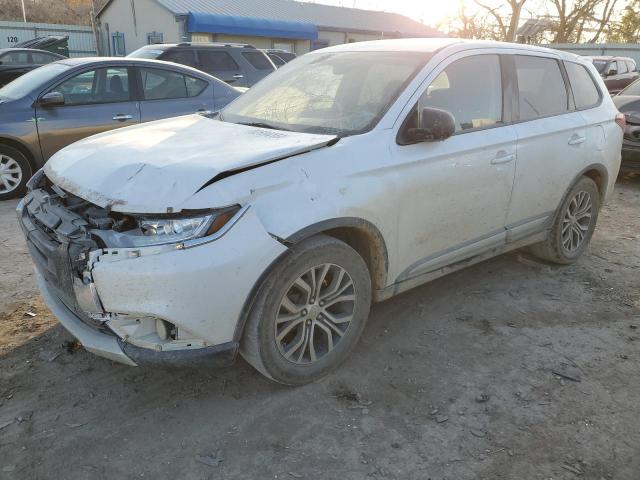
left=44, top=115, right=336, bottom=213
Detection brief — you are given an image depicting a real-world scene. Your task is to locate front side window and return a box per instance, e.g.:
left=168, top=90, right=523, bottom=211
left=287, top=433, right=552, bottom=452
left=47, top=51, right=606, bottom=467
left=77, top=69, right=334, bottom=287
left=268, top=54, right=286, bottom=67
left=221, top=51, right=429, bottom=136
left=56, top=67, right=130, bottom=105
left=515, top=55, right=568, bottom=121
left=617, top=61, right=628, bottom=74
left=0, top=63, right=70, bottom=100
left=198, top=51, right=239, bottom=73
left=609, top=61, right=619, bottom=74
left=140, top=67, right=207, bottom=100
left=242, top=51, right=274, bottom=70
left=591, top=59, right=608, bottom=74
left=419, top=54, right=502, bottom=132
left=565, top=62, right=600, bottom=109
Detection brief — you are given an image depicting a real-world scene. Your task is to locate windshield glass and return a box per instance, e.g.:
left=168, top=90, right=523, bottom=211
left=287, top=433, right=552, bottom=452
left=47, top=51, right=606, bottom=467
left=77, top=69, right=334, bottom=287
left=128, top=47, right=164, bottom=59
left=221, top=51, right=430, bottom=136
left=592, top=59, right=608, bottom=73
left=0, top=63, right=70, bottom=100
left=620, top=78, right=640, bottom=96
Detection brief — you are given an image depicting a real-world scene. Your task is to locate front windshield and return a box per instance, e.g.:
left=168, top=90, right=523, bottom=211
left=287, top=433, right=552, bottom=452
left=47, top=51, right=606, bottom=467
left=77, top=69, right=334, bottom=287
left=0, top=63, right=70, bottom=100
left=221, top=51, right=430, bottom=136
left=592, top=59, right=608, bottom=74
left=620, top=78, right=640, bottom=96
left=128, top=47, right=164, bottom=59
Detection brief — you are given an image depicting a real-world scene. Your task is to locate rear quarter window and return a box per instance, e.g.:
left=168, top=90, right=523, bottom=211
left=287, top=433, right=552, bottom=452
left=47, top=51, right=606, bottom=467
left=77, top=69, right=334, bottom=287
left=564, top=62, right=601, bottom=109
left=515, top=55, right=569, bottom=121
left=242, top=51, right=274, bottom=71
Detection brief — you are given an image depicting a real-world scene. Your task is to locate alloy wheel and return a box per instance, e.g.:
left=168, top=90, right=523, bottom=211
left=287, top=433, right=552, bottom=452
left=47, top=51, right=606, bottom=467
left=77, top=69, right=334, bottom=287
left=561, top=190, right=592, bottom=253
left=275, top=263, right=356, bottom=365
left=0, top=154, right=23, bottom=194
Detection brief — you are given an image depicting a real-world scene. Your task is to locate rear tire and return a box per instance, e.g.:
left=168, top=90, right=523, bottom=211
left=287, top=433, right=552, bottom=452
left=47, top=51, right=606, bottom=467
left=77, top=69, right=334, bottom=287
left=240, top=235, right=371, bottom=385
left=530, top=176, right=600, bottom=264
left=0, top=145, right=31, bottom=201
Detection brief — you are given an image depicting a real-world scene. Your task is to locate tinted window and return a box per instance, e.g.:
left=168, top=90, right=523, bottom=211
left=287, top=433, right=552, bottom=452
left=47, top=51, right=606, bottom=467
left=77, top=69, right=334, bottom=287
left=420, top=54, right=502, bottom=132
left=56, top=67, right=130, bottom=105
left=1, top=51, right=30, bottom=64
left=140, top=67, right=207, bottom=100
left=592, top=59, right=608, bottom=73
left=30, top=52, right=58, bottom=64
left=160, top=49, right=197, bottom=68
left=242, top=51, right=274, bottom=70
left=198, top=51, right=239, bottom=73
left=565, top=62, right=600, bottom=109
left=268, top=53, right=286, bottom=67
left=515, top=55, right=568, bottom=121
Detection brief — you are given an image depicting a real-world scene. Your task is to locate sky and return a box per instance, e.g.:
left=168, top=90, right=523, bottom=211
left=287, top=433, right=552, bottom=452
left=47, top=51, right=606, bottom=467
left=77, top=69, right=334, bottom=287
left=298, top=0, right=465, bottom=28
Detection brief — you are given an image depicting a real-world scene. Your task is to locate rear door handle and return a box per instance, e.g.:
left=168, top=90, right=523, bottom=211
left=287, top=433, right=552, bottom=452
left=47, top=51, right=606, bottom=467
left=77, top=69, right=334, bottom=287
left=568, top=134, right=586, bottom=146
left=196, top=109, right=214, bottom=116
left=113, top=114, right=133, bottom=121
left=491, top=152, right=515, bottom=165
left=232, top=74, right=244, bottom=79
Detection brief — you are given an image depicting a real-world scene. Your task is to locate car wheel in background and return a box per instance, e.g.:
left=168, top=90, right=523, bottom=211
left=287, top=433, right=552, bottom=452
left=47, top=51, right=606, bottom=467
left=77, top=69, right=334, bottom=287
left=240, top=235, right=372, bottom=385
left=530, top=176, right=600, bottom=264
left=0, top=146, right=31, bottom=201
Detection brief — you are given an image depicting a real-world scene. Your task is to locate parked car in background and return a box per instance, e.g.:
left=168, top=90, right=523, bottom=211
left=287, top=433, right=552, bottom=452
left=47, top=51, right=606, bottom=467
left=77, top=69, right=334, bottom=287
left=262, top=49, right=296, bottom=67
left=588, top=56, right=639, bottom=94
left=0, top=48, right=66, bottom=87
left=19, top=39, right=623, bottom=384
left=128, top=43, right=276, bottom=87
left=0, top=57, right=239, bottom=199
left=613, top=78, right=640, bottom=173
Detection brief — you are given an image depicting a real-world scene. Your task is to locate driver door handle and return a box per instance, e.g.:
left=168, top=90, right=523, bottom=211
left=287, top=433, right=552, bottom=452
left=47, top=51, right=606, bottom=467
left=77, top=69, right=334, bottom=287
left=491, top=151, right=515, bottom=165
left=113, top=114, right=133, bottom=121
left=568, top=134, right=586, bottom=146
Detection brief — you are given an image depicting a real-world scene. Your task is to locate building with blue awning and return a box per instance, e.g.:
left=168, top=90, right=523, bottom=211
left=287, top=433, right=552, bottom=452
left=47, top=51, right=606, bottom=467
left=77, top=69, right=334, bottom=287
left=95, top=0, right=442, bottom=57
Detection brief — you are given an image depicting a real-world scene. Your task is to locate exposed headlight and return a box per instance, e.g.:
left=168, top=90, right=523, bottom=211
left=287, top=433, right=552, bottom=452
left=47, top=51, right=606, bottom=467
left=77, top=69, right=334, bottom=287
left=124, top=206, right=241, bottom=247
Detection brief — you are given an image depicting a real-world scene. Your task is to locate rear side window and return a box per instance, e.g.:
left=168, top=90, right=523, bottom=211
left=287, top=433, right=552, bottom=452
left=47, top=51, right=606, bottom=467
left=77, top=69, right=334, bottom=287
left=242, top=51, right=274, bottom=70
left=198, top=51, right=239, bottom=73
left=160, top=49, right=197, bottom=68
left=420, top=54, right=502, bottom=132
left=515, top=55, right=568, bottom=121
left=0, top=51, right=30, bottom=64
left=617, top=61, right=628, bottom=74
left=564, top=62, right=600, bottom=109
left=627, top=60, right=637, bottom=72
left=140, top=67, right=207, bottom=100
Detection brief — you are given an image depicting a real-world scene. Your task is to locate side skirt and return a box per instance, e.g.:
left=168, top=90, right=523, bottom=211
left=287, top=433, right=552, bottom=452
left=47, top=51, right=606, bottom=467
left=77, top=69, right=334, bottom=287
left=374, top=230, right=548, bottom=302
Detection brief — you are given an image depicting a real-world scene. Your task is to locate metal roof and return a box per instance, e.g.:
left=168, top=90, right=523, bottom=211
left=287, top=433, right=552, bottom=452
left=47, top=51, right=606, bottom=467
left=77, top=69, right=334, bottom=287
left=153, top=0, right=441, bottom=37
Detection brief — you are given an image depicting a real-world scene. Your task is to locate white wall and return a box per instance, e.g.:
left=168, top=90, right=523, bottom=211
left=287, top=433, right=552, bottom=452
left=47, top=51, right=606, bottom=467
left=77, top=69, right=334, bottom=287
left=97, top=0, right=182, bottom=55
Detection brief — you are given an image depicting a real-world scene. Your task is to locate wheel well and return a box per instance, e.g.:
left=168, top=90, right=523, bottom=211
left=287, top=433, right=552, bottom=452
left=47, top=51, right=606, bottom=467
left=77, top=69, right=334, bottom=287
left=583, top=169, right=606, bottom=203
left=0, top=138, right=36, bottom=175
left=320, top=226, right=387, bottom=295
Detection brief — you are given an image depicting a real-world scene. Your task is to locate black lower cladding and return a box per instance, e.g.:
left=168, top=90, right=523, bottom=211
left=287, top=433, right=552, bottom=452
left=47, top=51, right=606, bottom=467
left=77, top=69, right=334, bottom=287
left=118, top=340, right=239, bottom=368
left=621, top=143, right=640, bottom=173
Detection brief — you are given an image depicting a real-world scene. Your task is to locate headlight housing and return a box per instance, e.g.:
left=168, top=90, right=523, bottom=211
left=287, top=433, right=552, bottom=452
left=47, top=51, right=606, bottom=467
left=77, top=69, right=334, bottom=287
left=122, top=205, right=241, bottom=247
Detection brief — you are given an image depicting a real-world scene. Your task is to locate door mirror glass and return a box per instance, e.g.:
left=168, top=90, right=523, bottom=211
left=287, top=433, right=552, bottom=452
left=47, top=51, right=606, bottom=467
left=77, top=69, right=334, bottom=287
left=39, top=91, right=65, bottom=107
left=406, top=107, right=456, bottom=143
left=608, top=68, right=618, bottom=76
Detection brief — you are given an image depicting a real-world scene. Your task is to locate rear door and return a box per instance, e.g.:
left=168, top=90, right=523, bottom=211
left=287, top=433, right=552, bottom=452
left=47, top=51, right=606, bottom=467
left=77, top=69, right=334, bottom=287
left=506, top=54, right=586, bottom=237
left=137, top=66, right=215, bottom=122
left=35, top=66, right=140, bottom=160
left=197, top=49, right=245, bottom=86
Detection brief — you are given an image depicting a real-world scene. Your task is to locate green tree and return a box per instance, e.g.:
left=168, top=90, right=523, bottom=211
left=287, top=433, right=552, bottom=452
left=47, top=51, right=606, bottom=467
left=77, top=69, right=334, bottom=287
left=607, top=0, right=640, bottom=42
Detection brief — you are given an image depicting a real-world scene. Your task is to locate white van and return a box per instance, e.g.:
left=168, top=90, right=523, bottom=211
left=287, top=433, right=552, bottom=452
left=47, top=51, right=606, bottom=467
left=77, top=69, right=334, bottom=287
left=19, top=39, right=623, bottom=384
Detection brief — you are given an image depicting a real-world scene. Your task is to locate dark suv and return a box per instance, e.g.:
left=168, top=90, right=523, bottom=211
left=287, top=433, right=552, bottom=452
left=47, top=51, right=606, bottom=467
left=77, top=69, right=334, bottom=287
left=128, top=43, right=276, bottom=88
left=589, top=56, right=639, bottom=94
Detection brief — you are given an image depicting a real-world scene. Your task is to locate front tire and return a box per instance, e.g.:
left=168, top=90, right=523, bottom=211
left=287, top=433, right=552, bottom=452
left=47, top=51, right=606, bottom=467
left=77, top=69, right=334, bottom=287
left=240, top=235, right=372, bottom=385
left=0, top=145, right=31, bottom=201
left=530, top=176, right=600, bottom=264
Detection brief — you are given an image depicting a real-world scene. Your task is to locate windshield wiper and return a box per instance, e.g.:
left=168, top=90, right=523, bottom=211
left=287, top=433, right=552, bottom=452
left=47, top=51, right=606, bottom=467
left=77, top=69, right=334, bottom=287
left=238, top=121, right=291, bottom=131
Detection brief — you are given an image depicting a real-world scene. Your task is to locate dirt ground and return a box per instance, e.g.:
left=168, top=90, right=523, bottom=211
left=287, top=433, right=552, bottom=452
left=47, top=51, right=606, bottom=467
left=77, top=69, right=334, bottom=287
left=1, top=177, right=639, bottom=480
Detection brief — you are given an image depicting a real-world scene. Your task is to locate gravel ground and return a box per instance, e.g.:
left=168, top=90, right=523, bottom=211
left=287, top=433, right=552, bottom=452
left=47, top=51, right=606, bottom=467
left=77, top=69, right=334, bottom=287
left=0, top=176, right=639, bottom=480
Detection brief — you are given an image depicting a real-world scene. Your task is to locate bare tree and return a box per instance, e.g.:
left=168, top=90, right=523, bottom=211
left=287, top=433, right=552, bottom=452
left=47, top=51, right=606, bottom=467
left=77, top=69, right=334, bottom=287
left=473, top=0, right=528, bottom=41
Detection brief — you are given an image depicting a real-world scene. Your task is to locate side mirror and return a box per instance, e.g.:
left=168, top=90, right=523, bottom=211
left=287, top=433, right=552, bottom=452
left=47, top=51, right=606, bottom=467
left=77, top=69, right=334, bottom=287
left=39, top=91, right=65, bottom=107
left=608, top=69, right=618, bottom=76
left=407, top=107, right=456, bottom=143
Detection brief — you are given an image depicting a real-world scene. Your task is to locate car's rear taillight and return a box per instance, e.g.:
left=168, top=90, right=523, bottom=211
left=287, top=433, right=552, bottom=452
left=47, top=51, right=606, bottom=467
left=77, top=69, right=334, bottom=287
left=615, top=112, right=626, bottom=131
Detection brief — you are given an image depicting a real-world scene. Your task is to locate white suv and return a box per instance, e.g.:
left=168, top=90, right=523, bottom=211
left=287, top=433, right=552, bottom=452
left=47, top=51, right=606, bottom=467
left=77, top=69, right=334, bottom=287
left=19, top=39, right=623, bottom=384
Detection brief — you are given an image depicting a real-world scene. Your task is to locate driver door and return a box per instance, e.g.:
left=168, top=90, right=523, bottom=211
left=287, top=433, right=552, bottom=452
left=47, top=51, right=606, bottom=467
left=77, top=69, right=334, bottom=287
left=391, top=52, right=517, bottom=281
left=35, top=66, right=140, bottom=160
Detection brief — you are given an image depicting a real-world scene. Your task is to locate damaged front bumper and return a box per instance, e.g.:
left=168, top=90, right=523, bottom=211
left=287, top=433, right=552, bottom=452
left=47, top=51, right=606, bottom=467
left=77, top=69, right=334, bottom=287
left=18, top=181, right=287, bottom=367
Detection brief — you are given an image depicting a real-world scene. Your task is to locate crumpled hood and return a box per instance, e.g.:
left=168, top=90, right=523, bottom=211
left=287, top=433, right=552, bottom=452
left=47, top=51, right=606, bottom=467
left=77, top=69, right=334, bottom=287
left=44, top=115, right=336, bottom=213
